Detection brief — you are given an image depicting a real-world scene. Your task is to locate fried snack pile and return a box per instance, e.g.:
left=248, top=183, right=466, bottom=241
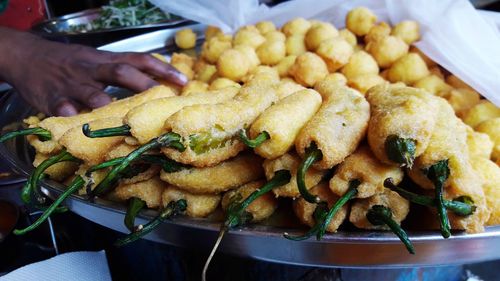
left=2, top=7, right=499, bottom=256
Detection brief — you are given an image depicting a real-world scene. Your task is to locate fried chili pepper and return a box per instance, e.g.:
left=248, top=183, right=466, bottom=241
left=14, top=176, right=85, bottom=235
left=90, top=132, right=185, bottom=197
left=0, top=127, right=52, bottom=143
left=285, top=179, right=360, bottom=241
left=238, top=89, right=322, bottom=159
left=295, top=85, right=370, bottom=203
left=203, top=170, right=291, bottom=281
left=22, top=149, right=81, bottom=206
left=384, top=178, right=476, bottom=217
left=385, top=135, right=417, bottom=168
left=366, top=205, right=415, bottom=254
left=114, top=199, right=187, bottom=247
left=423, top=160, right=451, bottom=238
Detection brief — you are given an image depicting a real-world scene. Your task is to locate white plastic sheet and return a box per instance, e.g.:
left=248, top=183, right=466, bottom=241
left=150, top=0, right=500, bottom=106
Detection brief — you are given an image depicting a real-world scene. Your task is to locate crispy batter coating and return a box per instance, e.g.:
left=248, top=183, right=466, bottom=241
left=316, top=37, right=353, bottom=72
left=29, top=85, right=175, bottom=154
left=33, top=153, right=79, bottom=181
left=274, top=79, right=305, bottom=100
left=217, top=48, right=250, bottom=81
left=163, top=82, right=279, bottom=167
left=341, top=50, right=379, bottom=80
left=305, top=22, right=338, bottom=51
left=366, top=84, right=440, bottom=166
left=347, top=74, right=385, bottom=95
left=275, top=55, right=297, bottom=77
left=407, top=99, right=490, bottom=233
left=442, top=88, right=480, bottom=118
left=470, top=157, right=500, bottom=225
left=59, top=117, right=125, bottom=165
left=329, top=146, right=404, bottom=199
left=175, top=28, right=197, bottom=49
left=114, top=177, right=165, bottom=208
left=364, top=22, right=391, bottom=43
left=295, top=85, right=370, bottom=170
left=201, top=34, right=232, bottom=64
left=160, top=153, right=264, bottom=194
left=462, top=100, right=500, bottom=129
left=391, top=20, right=420, bottom=45
left=339, top=29, right=357, bottom=47
left=256, top=21, right=276, bottom=34
left=293, top=182, right=348, bottom=232
left=285, top=35, right=307, bottom=56
left=257, top=40, right=286, bottom=66
left=181, top=81, right=209, bottom=96
left=366, top=35, right=409, bottom=68
left=413, top=75, right=452, bottom=95
left=282, top=18, right=312, bottom=36
left=349, top=188, right=409, bottom=230
left=162, top=185, right=221, bottom=218
left=222, top=180, right=278, bottom=222
left=263, top=152, right=326, bottom=198
left=125, top=87, right=239, bottom=144
left=387, top=53, right=429, bottom=84
left=346, top=7, right=377, bottom=36
left=250, top=89, right=322, bottom=159
left=233, top=26, right=265, bottom=49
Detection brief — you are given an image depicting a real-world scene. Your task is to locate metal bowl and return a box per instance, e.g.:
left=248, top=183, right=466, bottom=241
left=31, top=8, right=190, bottom=47
left=1, top=26, right=499, bottom=267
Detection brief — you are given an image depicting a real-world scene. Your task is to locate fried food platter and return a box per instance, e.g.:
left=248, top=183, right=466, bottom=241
left=1, top=24, right=499, bottom=267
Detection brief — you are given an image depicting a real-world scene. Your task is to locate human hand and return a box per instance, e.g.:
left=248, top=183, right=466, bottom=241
left=0, top=27, right=187, bottom=116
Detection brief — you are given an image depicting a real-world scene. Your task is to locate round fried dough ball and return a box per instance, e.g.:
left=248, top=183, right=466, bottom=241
left=289, top=52, right=328, bottom=87
left=442, top=88, right=481, bottom=117
left=217, top=49, right=250, bottom=81
left=467, top=127, right=494, bottom=159
left=316, top=73, right=348, bottom=88
left=347, top=74, right=385, bottom=95
left=413, top=74, right=452, bottom=95
left=194, top=63, right=217, bottom=83
left=209, top=78, right=241, bottom=90
left=285, top=34, right=307, bottom=56
left=257, top=40, right=286, bottom=65
left=172, top=62, right=194, bottom=80
left=175, top=28, right=197, bottom=49
left=410, top=46, right=437, bottom=68
left=275, top=55, right=297, bottom=77
left=364, top=22, right=391, bottom=43
left=233, top=27, right=265, bottom=48
left=463, top=100, right=500, bottom=128
left=387, top=53, right=429, bottom=84
left=221, top=181, right=278, bottom=222
left=256, top=21, right=276, bottom=34
left=234, top=45, right=260, bottom=71
left=316, top=36, right=354, bottom=72
left=476, top=117, right=500, bottom=161
left=346, top=7, right=377, bottom=36
left=391, top=20, right=420, bottom=45
left=205, top=26, right=223, bottom=40
left=201, top=35, right=232, bottom=64
left=341, top=50, right=379, bottom=79
left=366, top=35, right=409, bottom=68
left=282, top=17, right=312, bottom=36
left=181, top=80, right=209, bottom=96
left=446, top=74, right=475, bottom=91
left=265, top=30, right=286, bottom=42
left=305, top=22, right=338, bottom=51
left=338, top=28, right=357, bottom=47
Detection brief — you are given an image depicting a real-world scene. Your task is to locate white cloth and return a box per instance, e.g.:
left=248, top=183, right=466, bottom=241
left=150, top=0, right=500, bottom=106
left=0, top=251, right=112, bottom=281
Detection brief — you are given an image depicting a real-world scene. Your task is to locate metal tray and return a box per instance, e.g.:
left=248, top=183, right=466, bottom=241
left=31, top=8, right=190, bottom=47
left=1, top=26, right=499, bottom=268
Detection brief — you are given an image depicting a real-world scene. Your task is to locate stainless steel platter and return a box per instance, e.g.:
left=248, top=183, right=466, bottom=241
left=1, top=25, right=499, bottom=267
left=31, top=8, right=190, bottom=47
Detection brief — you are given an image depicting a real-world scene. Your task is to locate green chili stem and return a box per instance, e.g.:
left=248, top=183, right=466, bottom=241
left=425, top=160, right=451, bottom=238
left=124, top=197, right=147, bottom=232
left=14, top=176, right=84, bottom=235
left=238, top=129, right=270, bottom=148
left=283, top=222, right=323, bottom=241
left=384, top=179, right=475, bottom=217
left=114, top=199, right=187, bottom=247
left=91, top=132, right=184, bottom=197
left=316, top=179, right=360, bottom=240
left=385, top=135, right=416, bottom=168
left=297, top=143, right=323, bottom=204
left=82, top=124, right=131, bottom=138
left=0, top=127, right=51, bottom=143
left=367, top=205, right=415, bottom=254
left=22, top=150, right=80, bottom=205
left=225, top=170, right=291, bottom=229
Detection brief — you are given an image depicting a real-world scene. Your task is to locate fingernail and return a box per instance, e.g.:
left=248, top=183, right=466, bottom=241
left=88, top=93, right=112, bottom=108
left=56, top=103, right=78, bottom=117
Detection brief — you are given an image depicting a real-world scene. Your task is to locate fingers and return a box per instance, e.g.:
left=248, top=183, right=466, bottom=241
left=51, top=99, right=79, bottom=117
left=111, top=52, right=188, bottom=86
left=65, top=85, right=113, bottom=109
left=94, top=63, right=161, bottom=92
